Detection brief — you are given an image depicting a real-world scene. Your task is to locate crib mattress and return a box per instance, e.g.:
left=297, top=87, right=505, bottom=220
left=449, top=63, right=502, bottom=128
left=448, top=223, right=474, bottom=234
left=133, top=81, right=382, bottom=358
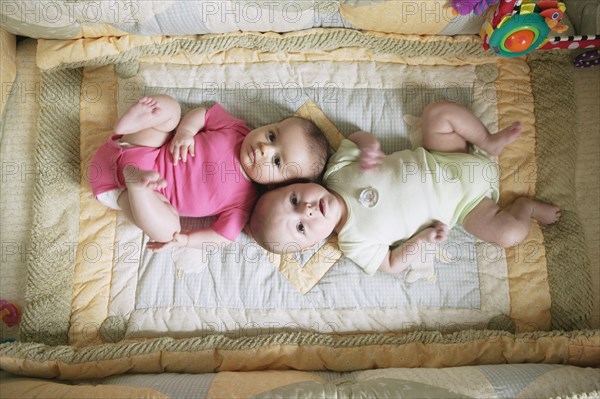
left=0, top=30, right=597, bottom=378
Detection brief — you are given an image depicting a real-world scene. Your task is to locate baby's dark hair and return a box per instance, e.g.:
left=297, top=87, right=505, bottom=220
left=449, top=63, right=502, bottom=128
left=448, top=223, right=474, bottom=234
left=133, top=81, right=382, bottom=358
left=282, top=116, right=329, bottom=182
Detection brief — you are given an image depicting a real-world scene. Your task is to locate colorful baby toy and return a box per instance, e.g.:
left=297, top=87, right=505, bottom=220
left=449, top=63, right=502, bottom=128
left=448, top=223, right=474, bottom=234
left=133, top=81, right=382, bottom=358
left=451, top=0, right=499, bottom=15
left=479, top=0, right=600, bottom=57
left=0, top=300, right=20, bottom=328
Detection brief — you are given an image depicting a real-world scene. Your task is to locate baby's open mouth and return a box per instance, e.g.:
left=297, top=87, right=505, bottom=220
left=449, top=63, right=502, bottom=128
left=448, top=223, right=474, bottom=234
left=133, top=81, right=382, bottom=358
left=319, top=199, right=325, bottom=216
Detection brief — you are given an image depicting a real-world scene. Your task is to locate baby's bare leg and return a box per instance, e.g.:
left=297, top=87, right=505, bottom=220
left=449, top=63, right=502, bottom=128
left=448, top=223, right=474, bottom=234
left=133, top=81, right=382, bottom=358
left=421, top=101, right=522, bottom=155
left=463, top=197, right=561, bottom=248
left=117, top=166, right=181, bottom=242
left=116, top=95, right=181, bottom=148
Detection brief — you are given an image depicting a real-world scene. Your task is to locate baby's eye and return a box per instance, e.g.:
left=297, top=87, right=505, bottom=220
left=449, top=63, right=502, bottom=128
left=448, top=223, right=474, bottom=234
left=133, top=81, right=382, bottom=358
left=273, top=156, right=281, bottom=168
left=291, top=194, right=298, bottom=205
left=297, top=222, right=305, bottom=234
left=268, top=131, right=276, bottom=142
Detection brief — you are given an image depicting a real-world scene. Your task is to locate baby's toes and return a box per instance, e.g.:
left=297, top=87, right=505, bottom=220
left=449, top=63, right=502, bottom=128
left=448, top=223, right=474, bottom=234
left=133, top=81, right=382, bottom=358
left=553, top=209, right=562, bottom=223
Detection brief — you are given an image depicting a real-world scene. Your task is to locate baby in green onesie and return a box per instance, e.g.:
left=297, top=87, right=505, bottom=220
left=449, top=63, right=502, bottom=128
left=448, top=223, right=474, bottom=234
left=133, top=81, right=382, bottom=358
left=250, top=101, right=561, bottom=275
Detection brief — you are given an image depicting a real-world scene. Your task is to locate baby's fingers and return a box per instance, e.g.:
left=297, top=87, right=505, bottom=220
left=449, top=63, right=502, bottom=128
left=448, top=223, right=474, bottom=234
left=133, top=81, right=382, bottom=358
left=433, top=222, right=449, bottom=242
left=366, top=149, right=385, bottom=163
left=172, top=144, right=187, bottom=165
left=436, top=230, right=448, bottom=242
left=174, top=142, right=194, bottom=164
left=360, top=157, right=375, bottom=168
left=169, top=142, right=181, bottom=165
left=146, top=241, right=170, bottom=252
left=183, top=142, right=195, bottom=162
left=371, top=150, right=385, bottom=164
left=420, top=227, right=438, bottom=243
left=360, top=152, right=384, bottom=171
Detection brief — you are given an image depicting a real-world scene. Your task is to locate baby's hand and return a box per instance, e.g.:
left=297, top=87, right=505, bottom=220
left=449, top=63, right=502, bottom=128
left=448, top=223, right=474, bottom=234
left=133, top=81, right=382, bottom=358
left=146, top=232, right=189, bottom=252
left=170, top=130, right=195, bottom=165
left=359, top=141, right=384, bottom=172
left=418, top=221, right=448, bottom=243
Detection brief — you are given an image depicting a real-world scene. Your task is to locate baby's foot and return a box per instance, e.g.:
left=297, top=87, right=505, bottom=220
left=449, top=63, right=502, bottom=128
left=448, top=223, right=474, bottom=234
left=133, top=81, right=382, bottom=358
left=124, top=166, right=167, bottom=191
left=531, top=200, right=561, bottom=224
left=482, top=122, right=523, bottom=156
left=114, top=97, right=162, bottom=135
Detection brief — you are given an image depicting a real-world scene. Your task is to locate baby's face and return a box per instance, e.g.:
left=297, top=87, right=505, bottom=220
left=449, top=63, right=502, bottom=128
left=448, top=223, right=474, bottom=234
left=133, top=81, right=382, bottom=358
left=258, top=183, right=343, bottom=252
left=240, top=118, right=317, bottom=184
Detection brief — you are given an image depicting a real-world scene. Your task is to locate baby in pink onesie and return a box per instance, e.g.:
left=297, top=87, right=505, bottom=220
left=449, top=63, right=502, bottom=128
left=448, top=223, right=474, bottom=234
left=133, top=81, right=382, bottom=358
left=89, top=94, right=328, bottom=251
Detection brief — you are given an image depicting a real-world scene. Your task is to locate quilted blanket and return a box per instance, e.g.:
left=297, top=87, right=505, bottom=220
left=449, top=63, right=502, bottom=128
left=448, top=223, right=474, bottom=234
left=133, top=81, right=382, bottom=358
left=0, top=29, right=597, bottom=378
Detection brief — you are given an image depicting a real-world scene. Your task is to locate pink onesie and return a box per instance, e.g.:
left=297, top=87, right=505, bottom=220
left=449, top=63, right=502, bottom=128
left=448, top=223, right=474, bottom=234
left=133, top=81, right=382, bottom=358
left=89, top=104, right=258, bottom=241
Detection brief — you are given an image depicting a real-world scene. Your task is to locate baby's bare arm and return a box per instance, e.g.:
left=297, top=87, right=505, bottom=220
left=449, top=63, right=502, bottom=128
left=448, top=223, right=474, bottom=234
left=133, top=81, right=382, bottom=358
left=185, top=228, right=232, bottom=249
left=378, top=222, right=448, bottom=274
left=170, top=107, right=207, bottom=164
left=146, top=228, right=232, bottom=252
left=347, top=131, right=378, bottom=148
left=176, top=107, right=207, bottom=136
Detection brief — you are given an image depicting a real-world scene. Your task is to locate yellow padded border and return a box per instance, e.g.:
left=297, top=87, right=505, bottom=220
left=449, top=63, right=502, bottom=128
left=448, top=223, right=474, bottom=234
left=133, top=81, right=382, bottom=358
left=0, top=29, right=17, bottom=119
left=495, top=58, right=550, bottom=332
left=70, top=65, right=120, bottom=346
left=36, top=32, right=491, bottom=71
left=1, top=334, right=598, bottom=379
left=0, top=380, right=167, bottom=399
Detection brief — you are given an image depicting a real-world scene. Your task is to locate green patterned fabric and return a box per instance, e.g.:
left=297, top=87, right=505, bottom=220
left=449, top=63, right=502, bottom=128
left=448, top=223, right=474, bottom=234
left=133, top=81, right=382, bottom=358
left=1, top=330, right=598, bottom=365
left=20, top=69, right=82, bottom=345
left=528, top=51, right=592, bottom=330
left=47, top=30, right=491, bottom=72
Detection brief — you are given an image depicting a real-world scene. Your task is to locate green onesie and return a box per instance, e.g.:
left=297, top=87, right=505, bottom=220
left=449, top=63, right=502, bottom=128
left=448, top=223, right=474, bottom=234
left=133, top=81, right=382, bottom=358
left=323, top=139, right=499, bottom=275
